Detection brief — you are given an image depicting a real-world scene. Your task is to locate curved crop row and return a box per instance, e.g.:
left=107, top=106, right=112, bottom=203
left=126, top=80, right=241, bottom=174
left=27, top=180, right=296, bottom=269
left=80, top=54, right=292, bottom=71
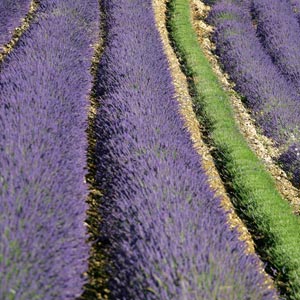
left=0, top=0, right=32, bottom=50
left=0, top=1, right=99, bottom=299
left=209, top=0, right=300, bottom=185
left=167, top=0, right=300, bottom=298
left=250, top=0, right=300, bottom=185
left=93, top=0, right=277, bottom=299
left=252, top=0, right=300, bottom=93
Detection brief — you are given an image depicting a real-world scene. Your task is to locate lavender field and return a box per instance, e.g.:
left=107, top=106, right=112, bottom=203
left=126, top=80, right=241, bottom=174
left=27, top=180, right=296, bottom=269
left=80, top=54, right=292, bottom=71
left=0, top=0, right=300, bottom=299
left=209, top=0, right=300, bottom=185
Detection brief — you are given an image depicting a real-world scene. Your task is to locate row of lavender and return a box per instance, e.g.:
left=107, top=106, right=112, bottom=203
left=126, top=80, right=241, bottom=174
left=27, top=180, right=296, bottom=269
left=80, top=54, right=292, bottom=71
left=251, top=0, right=300, bottom=183
left=290, top=0, right=300, bottom=16
left=252, top=0, right=300, bottom=94
left=0, top=0, right=31, bottom=50
left=208, top=0, right=300, bottom=185
left=0, top=1, right=99, bottom=299
left=93, top=0, right=277, bottom=298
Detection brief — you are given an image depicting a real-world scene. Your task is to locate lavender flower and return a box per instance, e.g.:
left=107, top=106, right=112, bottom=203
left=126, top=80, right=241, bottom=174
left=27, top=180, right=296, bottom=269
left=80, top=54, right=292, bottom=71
left=0, top=1, right=99, bottom=298
left=0, top=0, right=31, bottom=49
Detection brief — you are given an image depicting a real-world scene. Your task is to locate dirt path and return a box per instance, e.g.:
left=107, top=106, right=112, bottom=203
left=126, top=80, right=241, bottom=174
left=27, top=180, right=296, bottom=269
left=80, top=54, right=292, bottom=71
left=190, top=0, right=300, bottom=215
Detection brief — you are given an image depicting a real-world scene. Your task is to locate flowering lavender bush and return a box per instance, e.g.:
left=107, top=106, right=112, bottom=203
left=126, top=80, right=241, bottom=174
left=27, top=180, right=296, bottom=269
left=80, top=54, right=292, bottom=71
left=93, top=0, right=278, bottom=298
left=209, top=0, right=300, bottom=185
left=290, top=0, right=300, bottom=16
left=0, top=1, right=99, bottom=298
left=252, top=0, right=300, bottom=96
left=0, top=0, right=31, bottom=49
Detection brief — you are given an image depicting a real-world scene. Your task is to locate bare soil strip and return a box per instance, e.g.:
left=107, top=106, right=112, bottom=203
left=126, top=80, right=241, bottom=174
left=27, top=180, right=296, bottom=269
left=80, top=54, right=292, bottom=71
left=0, top=0, right=39, bottom=64
left=80, top=1, right=110, bottom=299
left=190, top=0, right=300, bottom=215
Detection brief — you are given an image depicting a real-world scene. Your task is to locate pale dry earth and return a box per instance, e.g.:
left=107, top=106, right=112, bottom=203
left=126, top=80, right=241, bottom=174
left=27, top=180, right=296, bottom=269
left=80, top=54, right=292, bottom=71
left=191, top=0, right=300, bottom=215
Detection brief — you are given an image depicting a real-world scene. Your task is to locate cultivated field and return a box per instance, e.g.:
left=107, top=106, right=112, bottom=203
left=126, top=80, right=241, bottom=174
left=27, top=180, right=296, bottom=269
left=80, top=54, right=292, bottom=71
left=1, top=0, right=300, bottom=299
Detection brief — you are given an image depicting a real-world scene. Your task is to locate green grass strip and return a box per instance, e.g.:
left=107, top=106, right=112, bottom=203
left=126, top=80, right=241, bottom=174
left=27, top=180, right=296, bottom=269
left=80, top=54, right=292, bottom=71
left=167, top=0, right=300, bottom=298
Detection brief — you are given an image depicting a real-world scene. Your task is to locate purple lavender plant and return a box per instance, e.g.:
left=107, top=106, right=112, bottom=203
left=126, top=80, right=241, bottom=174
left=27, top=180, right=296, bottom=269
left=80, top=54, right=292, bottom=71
left=252, top=0, right=300, bottom=95
left=0, top=0, right=31, bottom=50
left=209, top=0, right=300, bottom=185
left=289, top=0, right=300, bottom=17
left=0, top=1, right=99, bottom=299
left=94, top=0, right=278, bottom=298
left=278, top=144, right=300, bottom=186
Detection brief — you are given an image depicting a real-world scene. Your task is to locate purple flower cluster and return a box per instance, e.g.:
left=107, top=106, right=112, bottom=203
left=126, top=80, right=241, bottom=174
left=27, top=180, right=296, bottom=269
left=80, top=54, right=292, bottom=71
left=0, top=1, right=99, bottom=299
left=94, top=0, right=278, bottom=298
left=252, top=0, right=300, bottom=97
left=289, top=0, right=300, bottom=16
left=209, top=0, right=300, bottom=185
left=0, top=0, right=31, bottom=49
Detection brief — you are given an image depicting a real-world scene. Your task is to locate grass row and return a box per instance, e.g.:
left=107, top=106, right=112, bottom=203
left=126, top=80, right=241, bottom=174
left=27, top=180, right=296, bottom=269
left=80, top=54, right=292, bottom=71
left=166, top=0, right=300, bottom=298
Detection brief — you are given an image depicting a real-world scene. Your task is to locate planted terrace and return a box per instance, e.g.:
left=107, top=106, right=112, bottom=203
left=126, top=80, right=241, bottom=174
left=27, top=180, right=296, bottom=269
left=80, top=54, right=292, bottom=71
left=1, top=0, right=300, bottom=299
left=0, top=1, right=99, bottom=298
